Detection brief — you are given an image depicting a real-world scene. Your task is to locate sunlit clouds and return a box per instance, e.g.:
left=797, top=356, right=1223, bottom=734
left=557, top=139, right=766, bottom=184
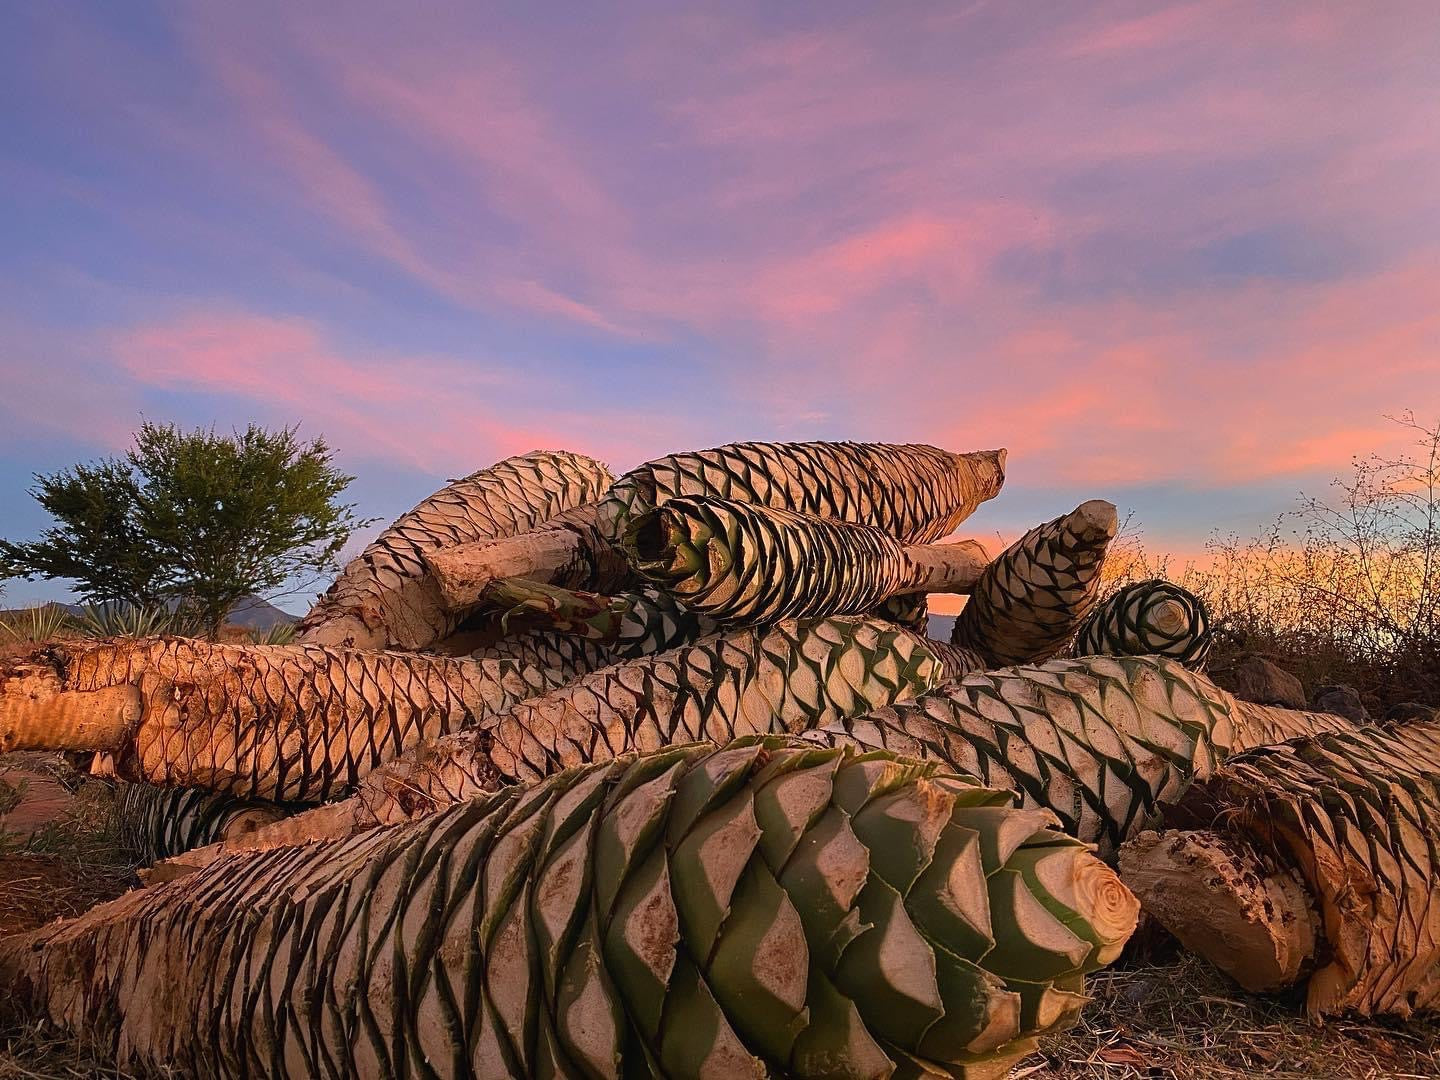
left=2, top=1, right=1436, bottom=582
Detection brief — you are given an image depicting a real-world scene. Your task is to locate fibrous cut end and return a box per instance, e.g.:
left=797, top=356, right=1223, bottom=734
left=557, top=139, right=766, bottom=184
left=1119, top=829, right=1317, bottom=992
left=0, top=648, right=141, bottom=753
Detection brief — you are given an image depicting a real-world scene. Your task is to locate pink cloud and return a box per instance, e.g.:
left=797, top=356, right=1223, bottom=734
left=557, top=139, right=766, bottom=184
left=746, top=207, right=1053, bottom=328
left=919, top=261, right=1440, bottom=490
left=1063, top=2, right=1222, bottom=58
left=11, top=2, right=1436, bottom=512
left=136, top=1, right=1434, bottom=388
left=166, top=13, right=634, bottom=336
left=108, top=310, right=678, bottom=474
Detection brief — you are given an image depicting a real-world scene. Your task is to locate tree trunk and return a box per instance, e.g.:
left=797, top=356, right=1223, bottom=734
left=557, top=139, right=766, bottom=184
left=0, top=738, right=1138, bottom=1080
left=951, top=501, right=1116, bottom=666
left=0, top=636, right=608, bottom=801
left=297, top=450, right=613, bottom=650
left=1119, top=720, right=1440, bottom=1017
left=812, top=655, right=1355, bottom=855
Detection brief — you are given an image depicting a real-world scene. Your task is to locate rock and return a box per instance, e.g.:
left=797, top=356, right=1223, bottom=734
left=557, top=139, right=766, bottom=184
left=1313, top=685, right=1369, bottom=724
left=1384, top=701, right=1438, bottom=725
left=1210, top=655, right=1306, bottom=709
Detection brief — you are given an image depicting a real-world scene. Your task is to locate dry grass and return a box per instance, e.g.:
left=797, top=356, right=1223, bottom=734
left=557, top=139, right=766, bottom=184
left=1034, top=952, right=1440, bottom=1079
left=0, top=1023, right=170, bottom=1080
left=0, top=765, right=135, bottom=937
left=0, top=758, right=152, bottom=1079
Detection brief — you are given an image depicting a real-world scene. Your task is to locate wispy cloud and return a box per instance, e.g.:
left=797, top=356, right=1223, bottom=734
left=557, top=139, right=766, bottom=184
left=1, top=0, right=1436, bottom=549
left=109, top=309, right=678, bottom=473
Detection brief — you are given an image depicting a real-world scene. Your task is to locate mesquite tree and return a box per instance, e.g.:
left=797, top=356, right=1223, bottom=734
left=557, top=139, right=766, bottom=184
left=1, top=422, right=371, bottom=639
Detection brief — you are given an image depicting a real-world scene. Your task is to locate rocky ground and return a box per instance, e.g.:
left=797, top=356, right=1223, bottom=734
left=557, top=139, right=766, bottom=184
left=0, top=753, right=1435, bottom=1078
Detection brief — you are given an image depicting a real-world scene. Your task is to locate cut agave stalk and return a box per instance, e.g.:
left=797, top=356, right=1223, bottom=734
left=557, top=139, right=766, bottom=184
left=425, top=441, right=1007, bottom=600
left=162, top=616, right=985, bottom=865
left=1121, top=720, right=1440, bottom=1017
left=873, top=592, right=930, bottom=634
left=115, top=783, right=293, bottom=863
left=951, top=501, right=1116, bottom=666
left=812, top=655, right=1355, bottom=855
left=599, top=441, right=1007, bottom=546
left=1075, top=579, right=1214, bottom=669
left=298, top=450, right=613, bottom=649
left=622, top=496, right=990, bottom=625
left=473, top=578, right=718, bottom=658
left=0, top=636, right=599, bottom=801
left=0, top=737, right=1138, bottom=1079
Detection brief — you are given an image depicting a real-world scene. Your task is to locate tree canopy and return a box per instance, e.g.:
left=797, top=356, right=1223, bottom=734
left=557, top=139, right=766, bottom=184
left=0, top=422, right=373, bottom=637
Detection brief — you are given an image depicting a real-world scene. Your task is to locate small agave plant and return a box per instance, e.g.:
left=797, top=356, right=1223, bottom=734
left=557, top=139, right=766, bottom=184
left=0, top=603, right=74, bottom=643
left=250, top=622, right=298, bottom=645
left=77, top=602, right=187, bottom=639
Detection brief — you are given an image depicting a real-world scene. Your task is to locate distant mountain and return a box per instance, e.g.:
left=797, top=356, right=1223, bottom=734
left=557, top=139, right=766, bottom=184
left=227, top=596, right=299, bottom=631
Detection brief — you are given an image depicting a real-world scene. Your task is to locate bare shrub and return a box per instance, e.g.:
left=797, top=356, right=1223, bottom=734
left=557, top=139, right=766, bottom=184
left=1116, top=413, right=1440, bottom=707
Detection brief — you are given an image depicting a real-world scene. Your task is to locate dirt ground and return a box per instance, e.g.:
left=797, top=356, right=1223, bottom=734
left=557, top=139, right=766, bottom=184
left=0, top=753, right=1435, bottom=1079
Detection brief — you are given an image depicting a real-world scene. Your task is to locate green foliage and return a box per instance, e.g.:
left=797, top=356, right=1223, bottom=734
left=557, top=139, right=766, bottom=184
left=1, top=421, right=374, bottom=639
left=1, top=459, right=159, bottom=608
left=250, top=622, right=297, bottom=646
left=76, top=602, right=196, bottom=640
left=0, top=604, right=74, bottom=643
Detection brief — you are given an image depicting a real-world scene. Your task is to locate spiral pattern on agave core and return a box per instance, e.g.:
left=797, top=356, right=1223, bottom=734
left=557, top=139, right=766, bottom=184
left=872, top=592, right=930, bottom=634
left=115, top=783, right=292, bottom=863
left=812, top=655, right=1354, bottom=855
left=299, top=450, right=614, bottom=648
left=345, top=615, right=962, bottom=826
left=597, top=440, right=1005, bottom=547
left=625, top=497, right=924, bottom=624
left=951, top=501, right=1115, bottom=667
left=1075, top=579, right=1214, bottom=668
left=4, top=738, right=1139, bottom=1079
left=51, top=636, right=599, bottom=801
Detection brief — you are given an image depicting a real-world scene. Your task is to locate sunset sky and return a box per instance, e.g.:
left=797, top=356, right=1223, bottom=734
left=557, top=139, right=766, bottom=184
left=2, top=2, right=1437, bottom=611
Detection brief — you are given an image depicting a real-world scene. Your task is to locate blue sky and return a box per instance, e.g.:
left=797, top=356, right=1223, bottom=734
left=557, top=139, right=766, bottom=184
left=3, top=2, right=1437, bottom=611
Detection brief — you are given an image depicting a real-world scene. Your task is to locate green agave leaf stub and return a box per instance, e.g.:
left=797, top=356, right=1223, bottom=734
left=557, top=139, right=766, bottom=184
left=4, top=736, right=1139, bottom=1078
